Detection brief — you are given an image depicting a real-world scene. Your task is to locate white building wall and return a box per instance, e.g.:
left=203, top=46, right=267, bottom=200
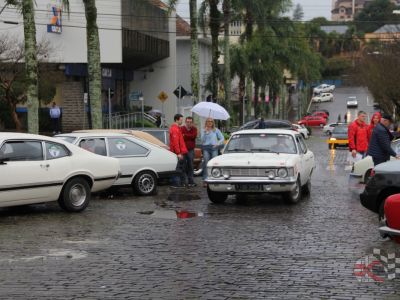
left=0, top=0, right=122, bottom=63
left=129, top=11, right=177, bottom=126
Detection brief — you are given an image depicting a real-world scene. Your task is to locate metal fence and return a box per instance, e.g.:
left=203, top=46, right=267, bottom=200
left=103, top=112, right=157, bottom=129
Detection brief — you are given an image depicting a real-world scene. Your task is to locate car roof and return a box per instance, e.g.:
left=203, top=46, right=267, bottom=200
left=57, top=132, right=131, bottom=138
left=232, top=129, right=299, bottom=136
left=0, top=132, right=62, bottom=142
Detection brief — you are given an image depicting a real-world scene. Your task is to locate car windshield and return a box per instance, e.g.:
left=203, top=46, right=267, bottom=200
left=332, top=126, right=348, bottom=134
left=226, top=133, right=297, bottom=154
left=55, top=136, right=76, bottom=144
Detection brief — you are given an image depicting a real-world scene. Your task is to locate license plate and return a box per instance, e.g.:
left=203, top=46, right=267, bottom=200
left=235, top=184, right=262, bottom=191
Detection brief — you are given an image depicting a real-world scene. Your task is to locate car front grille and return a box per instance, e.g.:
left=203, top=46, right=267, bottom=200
left=225, top=168, right=276, bottom=177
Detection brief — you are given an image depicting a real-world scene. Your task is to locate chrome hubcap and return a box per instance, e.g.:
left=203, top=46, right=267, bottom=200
left=69, top=184, right=86, bottom=207
left=139, top=174, right=155, bottom=193
left=291, top=182, right=300, bottom=199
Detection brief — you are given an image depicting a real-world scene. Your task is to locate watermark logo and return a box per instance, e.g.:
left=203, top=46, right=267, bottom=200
left=353, top=248, right=400, bottom=282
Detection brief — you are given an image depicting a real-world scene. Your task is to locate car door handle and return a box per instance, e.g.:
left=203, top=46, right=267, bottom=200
left=40, top=164, right=50, bottom=168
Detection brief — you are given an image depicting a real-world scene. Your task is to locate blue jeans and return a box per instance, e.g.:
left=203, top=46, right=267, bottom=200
left=184, top=149, right=195, bottom=184
left=202, top=145, right=218, bottom=180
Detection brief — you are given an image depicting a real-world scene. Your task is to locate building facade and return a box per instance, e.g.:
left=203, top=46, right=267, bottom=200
left=331, top=0, right=400, bottom=21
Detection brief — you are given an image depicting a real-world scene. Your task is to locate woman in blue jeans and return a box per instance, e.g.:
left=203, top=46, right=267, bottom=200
left=201, top=118, right=225, bottom=187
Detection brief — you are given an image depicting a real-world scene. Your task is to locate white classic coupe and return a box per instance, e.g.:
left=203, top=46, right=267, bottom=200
left=0, top=133, right=120, bottom=212
left=205, top=129, right=315, bottom=204
left=56, top=132, right=178, bottom=196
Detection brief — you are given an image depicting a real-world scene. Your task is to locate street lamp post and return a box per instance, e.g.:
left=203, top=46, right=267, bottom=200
left=139, top=94, right=144, bottom=128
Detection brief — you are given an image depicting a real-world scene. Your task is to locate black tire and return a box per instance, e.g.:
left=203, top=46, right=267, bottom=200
left=302, top=178, right=311, bottom=195
left=326, top=130, right=331, bottom=135
left=58, top=177, right=91, bottom=212
left=207, top=187, right=227, bottom=204
left=364, top=169, right=372, bottom=184
left=284, top=179, right=302, bottom=204
left=132, top=171, right=157, bottom=196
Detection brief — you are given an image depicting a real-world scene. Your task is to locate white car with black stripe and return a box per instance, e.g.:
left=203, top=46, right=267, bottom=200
left=0, top=133, right=120, bottom=212
left=56, top=132, right=178, bottom=196
left=205, top=129, right=315, bottom=204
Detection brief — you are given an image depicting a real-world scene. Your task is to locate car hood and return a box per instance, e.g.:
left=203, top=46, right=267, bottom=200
left=375, top=160, right=400, bottom=173
left=208, top=152, right=297, bottom=167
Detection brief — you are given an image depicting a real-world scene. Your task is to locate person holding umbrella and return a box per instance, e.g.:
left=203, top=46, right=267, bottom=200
left=201, top=118, right=224, bottom=187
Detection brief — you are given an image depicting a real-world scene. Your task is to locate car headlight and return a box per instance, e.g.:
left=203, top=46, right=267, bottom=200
left=267, top=170, right=275, bottom=179
left=330, top=137, right=336, bottom=141
left=277, top=168, right=288, bottom=178
left=211, top=168, right=222, bottom=178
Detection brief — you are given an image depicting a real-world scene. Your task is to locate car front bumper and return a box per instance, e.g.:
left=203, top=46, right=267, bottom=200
left=205, top=177, right=297, bottom=193
left=379, top=226, right=400, bottom=237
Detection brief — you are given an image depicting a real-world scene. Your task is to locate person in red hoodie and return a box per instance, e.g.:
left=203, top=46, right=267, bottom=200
left=169, top=114, right=188, bottom=188
left=348, top=111, right=369, bottom=160
left=367, top=112, right=381, bottom=141
left=181, top=116, right=198, bottom=187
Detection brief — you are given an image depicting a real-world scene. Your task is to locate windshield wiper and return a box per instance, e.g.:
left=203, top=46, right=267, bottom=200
left=250, top=148, right=271, bottom=152
left=228, top=148, right=246, bottom=152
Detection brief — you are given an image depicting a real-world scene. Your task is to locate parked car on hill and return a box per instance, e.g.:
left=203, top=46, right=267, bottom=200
left=347, top=96, right=358, bottom=108
left=0, top=133, right=120, bottom=212
left=56, top=132, right=178, bottom=196
left=313, top=84, right=335, bottom=94
left=298, top=116, right=327, bottom=127
left=312, top=93, right=334, bottom=103
left=292, top=124, right=309, bottom=139
left=205, top=129, right=315, bottom=204
left=311, top=111, right=329, bottom=119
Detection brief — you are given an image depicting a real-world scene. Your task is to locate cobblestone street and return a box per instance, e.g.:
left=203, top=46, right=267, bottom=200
left=0, top=124, right=399, bottom=299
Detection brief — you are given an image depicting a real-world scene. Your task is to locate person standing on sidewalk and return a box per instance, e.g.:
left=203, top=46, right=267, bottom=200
left=181, top=116, right=197, bottom=187
left=49, top=102, right=61, bottom=134
left=367, top=114, right=399, bottom=166
left=169, top=114, right=188, bottom=188
left=348, top=111, right=369, bottom=160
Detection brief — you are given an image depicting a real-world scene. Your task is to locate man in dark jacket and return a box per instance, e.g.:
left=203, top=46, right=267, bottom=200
left=367, top=114, right=399, bottom=165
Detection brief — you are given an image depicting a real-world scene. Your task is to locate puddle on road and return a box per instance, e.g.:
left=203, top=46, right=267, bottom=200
left=0, top=249, right=88, bottom=263
left=137, top=209, right=204, bottom=220
left=166, top=191, right=201, bottom=202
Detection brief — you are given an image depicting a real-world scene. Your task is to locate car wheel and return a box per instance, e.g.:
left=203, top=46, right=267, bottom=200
left=302, top=178, right=311, bottom=195
left=326, top=130, right=331, bottom=135
left=132, top=171, right=157, bottom=196
left=207, top=187, right=227, bottom=204
left=284, top=179, right=301, bottom=204
left=58, top=177, right=90, bottom=212
left=364, top=169, right=372, bottom=184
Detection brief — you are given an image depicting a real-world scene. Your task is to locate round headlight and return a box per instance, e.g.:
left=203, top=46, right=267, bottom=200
left=277, top=168, right=288, bottom=178
left=267, top=171, right=275, bottom=179
left=211, top=168, right=222, bottom=178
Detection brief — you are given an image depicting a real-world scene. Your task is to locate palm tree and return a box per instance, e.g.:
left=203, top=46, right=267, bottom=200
left=230, top=44, right=248, bottom=124
left=4, top=0, right=39, bottom=133
left=83, top=0, right=102, bottom=129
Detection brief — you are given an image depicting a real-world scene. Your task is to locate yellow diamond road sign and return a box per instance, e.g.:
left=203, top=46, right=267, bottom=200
left=158, top=91, right=168, bottom=102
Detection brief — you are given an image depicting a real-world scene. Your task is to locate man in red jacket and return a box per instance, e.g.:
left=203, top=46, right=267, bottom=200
left=348, top=111, right=369, bottom=160
left=181, top=116, right=198, bottom=187
left=169, top=113, right=188, bottom=188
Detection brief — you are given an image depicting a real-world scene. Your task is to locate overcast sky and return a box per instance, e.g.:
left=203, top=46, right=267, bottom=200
left=175, top=0, right=332, bottom=22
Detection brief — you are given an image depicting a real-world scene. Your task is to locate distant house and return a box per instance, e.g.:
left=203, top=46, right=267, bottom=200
left=331, top=0, right=400, bottom=21
left=365, top=24, right=400, bottom=42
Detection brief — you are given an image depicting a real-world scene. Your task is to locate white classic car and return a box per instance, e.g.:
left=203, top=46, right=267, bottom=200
left=311, top=92, right=334, bottom=103
left=56, top=132, right=178, bottom=195
left=292, top=124, right=309, bottom=139
left=205, top=129, right=315, bottom=204
left=313, top=84, right=335, bottom=94
left=346, top=96, right=358, bottom=108
left=0, top=133, right=120, bottom=212
left=351, top=139, right=400, bottom=183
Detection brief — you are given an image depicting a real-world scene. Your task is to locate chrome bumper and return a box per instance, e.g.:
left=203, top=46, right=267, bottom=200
left=379, top=226, right=400, bottom=237
left=205, top=177, right=297, bottom=193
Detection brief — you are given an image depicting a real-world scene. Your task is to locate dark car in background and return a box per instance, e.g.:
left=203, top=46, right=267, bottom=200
left=327, top=125, right=348, bottom=149
left=360, top=160, right=400, bottom=221
left=238, top=119, right=294, bottom=131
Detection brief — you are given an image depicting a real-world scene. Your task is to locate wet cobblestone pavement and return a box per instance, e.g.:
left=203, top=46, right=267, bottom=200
left=0, top=128, right=399, bottom=299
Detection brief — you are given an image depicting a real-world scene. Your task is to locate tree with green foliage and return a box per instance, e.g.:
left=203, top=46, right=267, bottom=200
left=355, top=0, right=400, bottom=34
left=292, top=3, right=304, bottom=21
